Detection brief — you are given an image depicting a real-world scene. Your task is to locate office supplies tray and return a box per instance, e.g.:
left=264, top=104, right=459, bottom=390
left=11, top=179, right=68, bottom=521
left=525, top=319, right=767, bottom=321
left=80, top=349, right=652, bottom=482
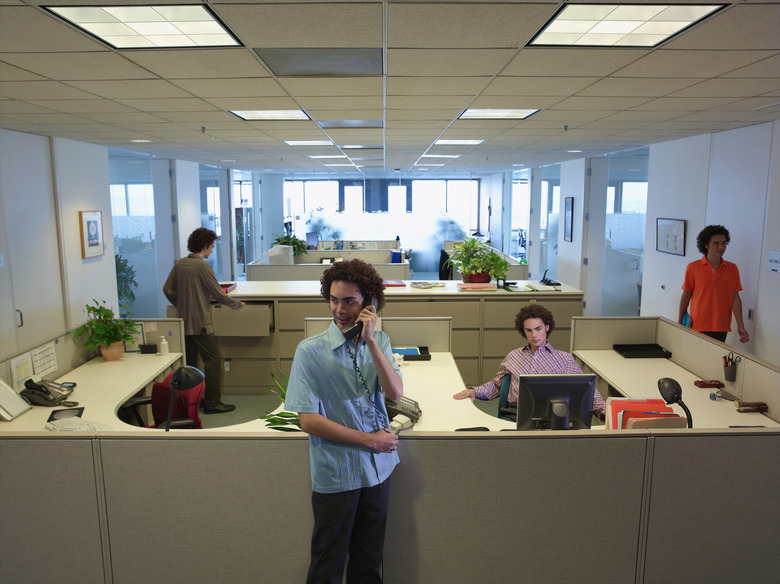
left=613, top=343, right=672, bottom=359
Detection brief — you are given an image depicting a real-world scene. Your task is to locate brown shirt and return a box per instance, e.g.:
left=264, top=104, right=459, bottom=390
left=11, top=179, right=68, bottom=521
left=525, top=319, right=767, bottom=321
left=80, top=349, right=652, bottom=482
left=163, top=254, right=242, bottom=335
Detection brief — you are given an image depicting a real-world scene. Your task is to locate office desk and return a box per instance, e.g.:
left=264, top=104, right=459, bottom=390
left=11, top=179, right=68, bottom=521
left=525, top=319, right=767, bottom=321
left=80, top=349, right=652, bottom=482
left=576, top=350, right=778, bottom=429
left=0, top=352, right=183, bottom=433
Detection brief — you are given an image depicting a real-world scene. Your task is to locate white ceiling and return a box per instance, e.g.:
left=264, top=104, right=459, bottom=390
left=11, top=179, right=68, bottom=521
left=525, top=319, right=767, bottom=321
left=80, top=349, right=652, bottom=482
left=1, top=0, right=778, bottom=179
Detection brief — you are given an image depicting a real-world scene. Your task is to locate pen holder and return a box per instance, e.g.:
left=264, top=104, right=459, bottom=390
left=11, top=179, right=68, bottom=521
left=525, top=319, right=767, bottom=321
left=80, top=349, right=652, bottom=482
left=724, top=364, right=737, bottom=382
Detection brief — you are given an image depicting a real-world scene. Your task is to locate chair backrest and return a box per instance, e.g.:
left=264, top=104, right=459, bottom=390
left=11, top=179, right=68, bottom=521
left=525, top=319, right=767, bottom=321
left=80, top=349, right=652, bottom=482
left=498, top=374, right=511, bottom=414
left=150, top=370, right=205, bottom=429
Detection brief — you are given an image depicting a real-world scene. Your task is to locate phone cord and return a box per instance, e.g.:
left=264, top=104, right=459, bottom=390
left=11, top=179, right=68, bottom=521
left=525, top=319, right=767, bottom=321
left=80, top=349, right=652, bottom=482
left=346, top=340, right=387, bottom=430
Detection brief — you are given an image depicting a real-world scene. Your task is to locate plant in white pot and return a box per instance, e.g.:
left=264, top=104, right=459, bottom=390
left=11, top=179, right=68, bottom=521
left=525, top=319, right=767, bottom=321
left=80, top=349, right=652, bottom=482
left=72, top=299, right=138, bottom=361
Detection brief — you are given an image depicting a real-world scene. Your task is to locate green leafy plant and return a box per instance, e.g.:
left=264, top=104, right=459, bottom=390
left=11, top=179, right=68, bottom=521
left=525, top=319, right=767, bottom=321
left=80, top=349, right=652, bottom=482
left=115, top=253, right=138, bottom=311
left=258, top=369, right=302, bottom=432
left=272, top=233, right=307, bottom=256
left=71, top=299, right=138, bottom=351
left=445, top=237, right=492, bottom=275
left=471, top=251, right=510, bottom=280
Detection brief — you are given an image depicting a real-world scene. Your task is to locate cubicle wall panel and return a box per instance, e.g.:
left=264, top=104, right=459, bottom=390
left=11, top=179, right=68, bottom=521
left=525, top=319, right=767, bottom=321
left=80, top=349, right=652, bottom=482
left=386, top=435, right=647, bottom=584
left=571, top=317, right=657, bottom=351
left=0, top=439, right=105, bottom=584
left=380, top=300, right=480, bottom=328
left=100, top=437, right=312, bottom=584
left=644, top=433, right=780, bottom=584
left=276, top=301, right=331, bottom=330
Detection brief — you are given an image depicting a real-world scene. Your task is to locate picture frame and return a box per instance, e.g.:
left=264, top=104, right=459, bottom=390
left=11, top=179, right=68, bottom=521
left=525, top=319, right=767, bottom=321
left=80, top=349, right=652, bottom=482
left=656, top=218, right=686, bottom=256
left=79, top=210, right=104, bottom=258
left=124, top=322, right=146, bottom=352
left=564, top=197, right=573, bottom=242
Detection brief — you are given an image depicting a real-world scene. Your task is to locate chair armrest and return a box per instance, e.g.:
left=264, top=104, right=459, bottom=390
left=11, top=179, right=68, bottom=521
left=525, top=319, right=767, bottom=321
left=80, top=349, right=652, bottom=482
left=120, top=396, right=152, bottom=410
left=160, top=419, right=196, bottom=429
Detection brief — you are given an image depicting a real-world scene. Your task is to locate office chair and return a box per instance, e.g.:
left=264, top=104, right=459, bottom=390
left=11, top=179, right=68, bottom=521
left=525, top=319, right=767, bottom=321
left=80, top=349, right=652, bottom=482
left=121, top=366, right=205, bottom=430
left=497, top=374, right=512, bottom=417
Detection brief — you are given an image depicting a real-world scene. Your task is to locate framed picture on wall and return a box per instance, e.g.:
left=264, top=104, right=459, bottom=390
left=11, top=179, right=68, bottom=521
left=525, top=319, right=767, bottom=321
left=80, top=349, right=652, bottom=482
left=79, top=210, right=104, bottom=259
left=564, top=197, right=573, bottom=242
left=656, top=218, right=686, bottom=256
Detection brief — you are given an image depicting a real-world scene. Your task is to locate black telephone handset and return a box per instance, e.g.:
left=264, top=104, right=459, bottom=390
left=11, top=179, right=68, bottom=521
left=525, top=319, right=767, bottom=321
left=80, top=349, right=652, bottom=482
left=21, top=379, right=60, bottom=406
left=342, top=297, right=379, bottom=341
left=540, top=269, right=561, bottom=287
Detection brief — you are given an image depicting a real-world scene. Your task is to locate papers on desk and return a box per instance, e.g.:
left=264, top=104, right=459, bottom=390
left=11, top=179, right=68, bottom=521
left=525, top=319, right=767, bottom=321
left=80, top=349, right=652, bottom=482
left=457, top=282, right=497, bottom=291
left=605, top=397, right=684, bottom=430
left=525, top=282, right=559, bottom=292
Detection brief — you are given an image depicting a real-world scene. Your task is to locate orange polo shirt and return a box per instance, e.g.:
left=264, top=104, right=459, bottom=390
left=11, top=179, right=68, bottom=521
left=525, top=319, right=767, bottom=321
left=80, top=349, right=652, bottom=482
left=682, top=256, right=742, bottom=332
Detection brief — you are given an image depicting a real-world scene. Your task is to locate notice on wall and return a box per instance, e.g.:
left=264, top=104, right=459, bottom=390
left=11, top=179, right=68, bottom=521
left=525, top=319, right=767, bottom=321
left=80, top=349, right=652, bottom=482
left=769, top=250, right=780, bottom=273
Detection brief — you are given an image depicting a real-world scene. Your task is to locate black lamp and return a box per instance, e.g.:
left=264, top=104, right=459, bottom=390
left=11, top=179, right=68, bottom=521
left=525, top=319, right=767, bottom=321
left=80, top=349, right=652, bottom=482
left=164, top=366, right=204, bottom=431
left=658, top=377, right=692, bottom=428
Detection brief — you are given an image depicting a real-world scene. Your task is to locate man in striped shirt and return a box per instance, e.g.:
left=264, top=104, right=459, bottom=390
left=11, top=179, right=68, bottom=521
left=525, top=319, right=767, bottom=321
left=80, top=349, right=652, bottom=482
left=453, top=304, right=606, bottom=420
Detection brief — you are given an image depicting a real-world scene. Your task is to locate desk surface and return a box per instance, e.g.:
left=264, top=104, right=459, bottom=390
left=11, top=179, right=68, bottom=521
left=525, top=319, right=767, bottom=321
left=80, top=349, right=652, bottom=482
left=229, top=279, right=582, bottom=299
left=576, top=350, right=778, bottom=429
left=0, top=352, right=183, bottom=433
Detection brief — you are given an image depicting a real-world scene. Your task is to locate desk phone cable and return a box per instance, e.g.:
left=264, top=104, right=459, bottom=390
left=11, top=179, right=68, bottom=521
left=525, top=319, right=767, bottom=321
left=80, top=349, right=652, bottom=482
left=346, top=340, right=388, bottom=431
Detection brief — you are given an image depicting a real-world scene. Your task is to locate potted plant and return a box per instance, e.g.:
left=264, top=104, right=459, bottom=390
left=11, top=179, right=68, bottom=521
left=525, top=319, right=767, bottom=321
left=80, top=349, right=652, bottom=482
left=472, top=251, right=510, bottom=282
left=258, top=369, right=301, bottom=432
left=445, top=237, right=488, bottom=282
left=72, top=299, right=138, bottom=361
left=272, top=233, right=307, bottom=257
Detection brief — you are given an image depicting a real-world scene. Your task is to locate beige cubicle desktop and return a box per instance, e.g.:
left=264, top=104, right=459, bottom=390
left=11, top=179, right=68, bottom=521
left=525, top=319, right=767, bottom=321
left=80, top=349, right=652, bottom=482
left=216, top=279, right=584, bottom=393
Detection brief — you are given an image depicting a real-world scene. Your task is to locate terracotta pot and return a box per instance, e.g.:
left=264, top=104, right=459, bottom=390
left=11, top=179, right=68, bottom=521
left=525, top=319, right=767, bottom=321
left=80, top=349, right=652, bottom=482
left=462, top=272, right=491, bottom=283
left=100, top=341, right=125, bottom=361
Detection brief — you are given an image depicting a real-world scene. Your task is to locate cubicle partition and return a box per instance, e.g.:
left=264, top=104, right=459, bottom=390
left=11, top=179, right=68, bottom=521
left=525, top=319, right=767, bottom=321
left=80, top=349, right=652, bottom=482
left=2, top=429, right=777, bottom=584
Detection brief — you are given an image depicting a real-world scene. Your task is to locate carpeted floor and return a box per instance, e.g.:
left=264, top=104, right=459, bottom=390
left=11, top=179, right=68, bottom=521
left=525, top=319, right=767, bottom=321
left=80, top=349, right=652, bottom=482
left=199, top=393, right=281, bottom=429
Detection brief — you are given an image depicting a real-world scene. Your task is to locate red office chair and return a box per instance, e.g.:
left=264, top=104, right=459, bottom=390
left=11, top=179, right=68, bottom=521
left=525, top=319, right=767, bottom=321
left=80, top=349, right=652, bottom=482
left=121, top=366, right=205, bottom=430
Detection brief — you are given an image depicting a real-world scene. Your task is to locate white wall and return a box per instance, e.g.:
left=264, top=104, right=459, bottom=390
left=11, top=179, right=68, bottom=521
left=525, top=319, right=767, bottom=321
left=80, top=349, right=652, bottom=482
left=257, top=174, right=284, bottom=259
left=51, top=137, right=117, bottom=327
left=583, top=157, right=609, bottom=316
left=755, top=121, right=780, bottom=363
left=152, top=159, right=175, bottom=316
left=171, top=159, right=201, bottom=260
left=642, top=121, right=780, bottom=365
left=557, top=159, right=586, bottom=292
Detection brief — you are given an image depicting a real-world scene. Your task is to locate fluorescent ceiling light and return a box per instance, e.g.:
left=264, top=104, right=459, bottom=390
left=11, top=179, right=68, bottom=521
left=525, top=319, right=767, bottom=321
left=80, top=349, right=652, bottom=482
left=130, top=139, right=151, bottom=143
left=310, top=155, right=347, bottom=159
left=45, top=5, right=239, bottom=49
left=459, top=109, right=539, bottom=120
left=422, top=154, right=460, bottom=159
left=231, top=110, right=308, bottom=121
left=340, top=145, right=381, bottom=150
left=284, top=140, right=333, bottom=146
left=435, top=139, right=484, bottom=146
left=324, top=163, right=356, bottom=167
left=531, top=4, right=723, bottom=47
left=568, top=150, right=583, bottom=153
left=415, top=163, right=445, bottom=167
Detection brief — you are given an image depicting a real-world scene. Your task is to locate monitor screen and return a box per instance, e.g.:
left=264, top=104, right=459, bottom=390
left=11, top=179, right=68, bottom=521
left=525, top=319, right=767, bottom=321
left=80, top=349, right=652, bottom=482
left=516, top=374, right=596, bottom=430
left=305, top=232, right=319, bottom=248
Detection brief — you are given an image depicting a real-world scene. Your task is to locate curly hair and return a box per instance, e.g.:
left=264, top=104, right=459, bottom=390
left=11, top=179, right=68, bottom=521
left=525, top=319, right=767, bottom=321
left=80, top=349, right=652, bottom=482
left=320, top=259, right=386, bottom=310
left=515, top=304, right=556, bottom=338
left=696, top=225, right=730, bottom=255
left=187, top=227, right=217, bottom=253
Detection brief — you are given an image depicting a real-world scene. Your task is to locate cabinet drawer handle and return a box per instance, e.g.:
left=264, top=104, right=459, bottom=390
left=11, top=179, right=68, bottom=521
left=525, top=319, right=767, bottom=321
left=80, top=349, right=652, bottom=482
left=16, top=309, right=23, bottom=327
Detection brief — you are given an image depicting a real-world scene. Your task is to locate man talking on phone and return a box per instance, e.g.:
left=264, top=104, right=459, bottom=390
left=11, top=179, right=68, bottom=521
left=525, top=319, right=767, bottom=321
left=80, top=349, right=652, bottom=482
left=285, top=259, right=403, bottom=584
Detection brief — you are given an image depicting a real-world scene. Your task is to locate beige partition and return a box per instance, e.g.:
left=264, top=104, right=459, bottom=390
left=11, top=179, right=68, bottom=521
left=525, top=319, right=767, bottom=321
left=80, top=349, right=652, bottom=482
left=0, top=438, right=106, bottom=584
left=643, top=430, right=780, bottom=584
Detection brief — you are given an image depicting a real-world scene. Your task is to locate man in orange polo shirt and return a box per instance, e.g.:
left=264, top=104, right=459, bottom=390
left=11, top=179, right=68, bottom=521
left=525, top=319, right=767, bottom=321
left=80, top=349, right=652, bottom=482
left=679, top=225, right=749, bottom=344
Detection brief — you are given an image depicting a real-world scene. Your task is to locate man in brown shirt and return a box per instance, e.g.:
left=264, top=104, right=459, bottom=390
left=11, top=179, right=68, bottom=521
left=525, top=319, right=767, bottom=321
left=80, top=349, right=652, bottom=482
left=164, top=228, right=244, bottom=413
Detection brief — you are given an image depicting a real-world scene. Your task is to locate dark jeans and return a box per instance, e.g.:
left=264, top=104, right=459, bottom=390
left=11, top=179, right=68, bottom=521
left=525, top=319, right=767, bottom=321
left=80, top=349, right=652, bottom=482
left=184, top=331, right=222, bottom=406
left=701, top=331, right=728, bottom=342
left=307, top=478, right=391, bottom=584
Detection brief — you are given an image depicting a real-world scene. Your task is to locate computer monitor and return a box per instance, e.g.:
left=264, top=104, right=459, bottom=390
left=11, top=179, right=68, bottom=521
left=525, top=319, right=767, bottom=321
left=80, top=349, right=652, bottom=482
left=305, top=232, right=319, bottom=248
left=516, top=374, right=596, bottom=430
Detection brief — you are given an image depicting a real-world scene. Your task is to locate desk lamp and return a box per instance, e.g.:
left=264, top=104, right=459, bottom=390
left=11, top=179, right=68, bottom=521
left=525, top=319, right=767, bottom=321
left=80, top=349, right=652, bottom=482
left=164, top=366, right=205, bottom=432
left=658, top=377, right=692, bottom=428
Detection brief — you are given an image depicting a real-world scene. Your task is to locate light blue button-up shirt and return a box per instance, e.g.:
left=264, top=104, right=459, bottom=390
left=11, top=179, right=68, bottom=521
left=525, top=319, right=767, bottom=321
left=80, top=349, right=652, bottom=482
left=285, top=320, right=402, bottom=494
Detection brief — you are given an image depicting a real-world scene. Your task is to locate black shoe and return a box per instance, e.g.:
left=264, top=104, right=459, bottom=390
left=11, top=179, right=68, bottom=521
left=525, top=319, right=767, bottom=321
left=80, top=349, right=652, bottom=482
left=201, top=402, right=236, bottom=414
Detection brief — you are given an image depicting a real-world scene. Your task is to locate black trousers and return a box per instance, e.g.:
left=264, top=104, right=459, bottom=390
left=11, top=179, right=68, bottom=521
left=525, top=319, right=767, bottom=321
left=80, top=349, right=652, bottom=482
left=701, top=331, right=728, bottom=342
left=184, top=331, right=222, bottom=405
left=307, top=478, right=391, bottom=584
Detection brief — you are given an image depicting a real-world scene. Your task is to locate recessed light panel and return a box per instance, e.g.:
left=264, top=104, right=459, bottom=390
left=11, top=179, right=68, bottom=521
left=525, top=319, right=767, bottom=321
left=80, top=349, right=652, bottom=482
left=531, top=4, right=723, bottom=47
left=231, top=110, right=309, bottom=121
left=435, top=139, right=484, bottom=146
left=284, top=140, right=334, bottom=146
left=45, top=5, right=239, bottom=48
left=459, top=109, right=539, bottom=120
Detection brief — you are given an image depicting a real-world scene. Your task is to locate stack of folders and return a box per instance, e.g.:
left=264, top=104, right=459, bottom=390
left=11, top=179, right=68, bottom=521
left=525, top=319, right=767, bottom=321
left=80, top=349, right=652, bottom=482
left=605, top=397, right=685, bottom=430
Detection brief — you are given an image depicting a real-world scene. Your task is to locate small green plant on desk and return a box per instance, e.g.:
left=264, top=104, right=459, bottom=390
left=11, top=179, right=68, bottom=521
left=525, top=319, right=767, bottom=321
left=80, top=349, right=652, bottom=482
left=272, top=234, right=308, bottom=256
left=71, top=300, right=138, bottom=361
left=259, top=370, right=302, bottom=432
